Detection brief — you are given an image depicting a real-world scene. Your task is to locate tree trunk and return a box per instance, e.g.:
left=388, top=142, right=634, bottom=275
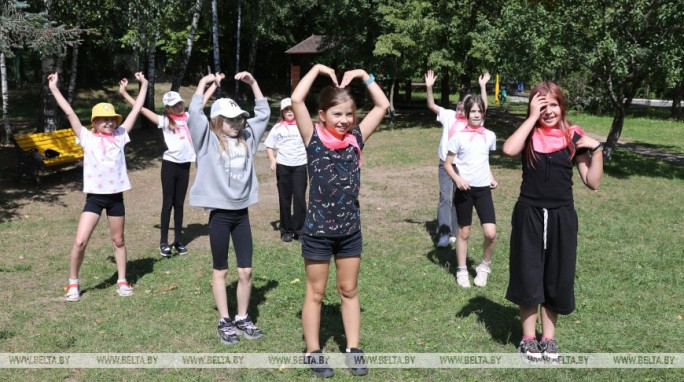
left=604, top=105, right=624, bottom=161
left=1, top=53, right=12, bottom=143
left=247, top=36, right=257, bottom=75
left=440, top=68, right=450, bottom=107
left=211, top=0, right=221, bottom=98
left=234, top=0, right=242, bottom=98
left=66, top=11, right=81, bottom=105
left=171, top=0, right=203, bottom=92
left=41, top=56, right=60, bottom=133
left=672, top=81, right=682, bottom=119
left=145, top=38, right=157, bottom=128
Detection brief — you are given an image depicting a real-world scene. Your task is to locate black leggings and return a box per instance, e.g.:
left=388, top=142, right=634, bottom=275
left=160, top=160, right=191, bottom=245
left=276, top=163, right=307, bottom=235
left=209, top=208, right=253, bottom=270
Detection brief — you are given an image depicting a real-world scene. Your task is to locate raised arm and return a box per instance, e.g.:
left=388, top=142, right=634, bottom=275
left=425, top=70, right=440, bottom=115
left=195, top=73, right=217, bottom=97
left=291, top=64, right=339, bottom=145
left=502, top=93, right=545, bottom=157
left=47, top=73, right=84, bottom=137
left=479, top=72, right=490, bottom=111
left=234, top=71, right=264, bottom=100
left=120, top=72, right=148, bottom=133
left=118, top=78, right=159, bottom=125
left=340, top=69, right=390, bottom=142
left=202, top=73, right=225, bottom=107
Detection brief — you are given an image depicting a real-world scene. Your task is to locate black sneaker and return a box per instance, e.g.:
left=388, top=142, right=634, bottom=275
left=159, top=244, right=173, bottom=258
left=173, top=242, right=188, bottom=256
left=233, top=316, right=264, bottom=339
left=305, top=350, right=334, bottom=378
left=345, top=348, right=369, bottom=376
left=281, top=233, right=293, bottom=242
left=540, top=339, right=560, bottom=364
left=217, top=318, right=240, bottom=345
left=517, top=338, right=543, bottom=363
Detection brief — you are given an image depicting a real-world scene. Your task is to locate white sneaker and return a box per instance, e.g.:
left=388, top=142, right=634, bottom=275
left=64, top=283, right=80, bottom=302
left=116, top=281, right=133, bottom=297
left=474, top=263, right=491, bottom=287
left=456, top=269, right=471, bottom=288
left=437, top=234, right=450, bottom=247
left=449, top=235, right=457, bottom=244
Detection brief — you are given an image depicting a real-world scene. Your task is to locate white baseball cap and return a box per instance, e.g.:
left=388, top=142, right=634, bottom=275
left=210, top=98, right=250, bottom=119
left=280, top=98, right=292, bottom=110
left=162, top=91, right=184, bottom=106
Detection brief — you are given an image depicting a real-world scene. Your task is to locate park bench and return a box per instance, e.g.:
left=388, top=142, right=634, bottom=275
left=11, top=128, right=83, bottom=185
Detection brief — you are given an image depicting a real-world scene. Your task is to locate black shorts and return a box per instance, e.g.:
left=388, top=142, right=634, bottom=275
left=301, top=230, right=363, bottom=261
left=83, top=193, right=125, bottom=217
left=505, top=202, right=578, bottom=315
left=454, top=186, right=496, bottom=226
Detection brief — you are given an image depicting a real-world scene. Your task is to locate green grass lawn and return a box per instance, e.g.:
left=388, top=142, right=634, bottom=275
left=0, top=87, right=683, bottom=381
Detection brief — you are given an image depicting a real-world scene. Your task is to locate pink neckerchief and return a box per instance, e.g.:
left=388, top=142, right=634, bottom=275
left=460, top=124, right=487, bottom=142
left=169, top=113, right=192, bottom=143
left=531, top=125, right=584, bottom=153
left=93, top=131, right=116, bottom=154
left=283, top=119, right=297, bottom=125
left=315, top=123, right=362, bottom=168
left=448, top=116, right=467, bottom=140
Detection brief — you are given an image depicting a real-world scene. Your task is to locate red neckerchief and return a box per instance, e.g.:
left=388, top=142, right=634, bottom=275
left=448, top=116, right=467, bottom=140
left=93, top=131, right=116, bottom=154
left=169, top=112, right=192, bottom=143
left=531, top=125, right=584, bottom=153
left=460, top=124, right=487, bottom=142
left=315, top=123, right=362, bottom=168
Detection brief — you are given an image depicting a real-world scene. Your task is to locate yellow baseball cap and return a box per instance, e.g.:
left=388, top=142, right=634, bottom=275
left=91, top=103, right=122, bottom=125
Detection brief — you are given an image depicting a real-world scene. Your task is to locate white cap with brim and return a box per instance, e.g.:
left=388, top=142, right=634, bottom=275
left=210, top=98, right=250, bottom=119
left=280, top=98, right=292, bottom=110
left=162, top=91, right=184, bottom=106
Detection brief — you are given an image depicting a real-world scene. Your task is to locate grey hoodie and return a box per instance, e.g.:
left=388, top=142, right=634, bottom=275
left=187, top=94, right=270, bottom=210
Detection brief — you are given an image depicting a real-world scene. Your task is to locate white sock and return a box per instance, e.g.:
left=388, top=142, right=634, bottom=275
left=457, top=266, right=467, bottom=272
left=234, top=314, right=248, bottom=321
left=117, top=279, right=127, bottom=284
left=481, top=260, right=491, bottom=267
left=68, top=278, right=79, bottom=285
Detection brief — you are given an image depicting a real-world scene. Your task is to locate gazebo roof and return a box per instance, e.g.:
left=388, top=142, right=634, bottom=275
left=285, top=35, right=328, bottom=54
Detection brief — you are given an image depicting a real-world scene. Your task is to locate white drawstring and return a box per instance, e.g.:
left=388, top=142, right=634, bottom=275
left=543, top=208, right=548, bottom=251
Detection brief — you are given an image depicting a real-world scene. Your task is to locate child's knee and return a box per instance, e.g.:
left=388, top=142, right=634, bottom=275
left=337, top=283, right=358, bottom=300
left=237, top=267, right=252, bottom=281
left=111, top=236, right=125, bottom=248
left=483, top=224, right=496, bottom=242
left=458, top=226, right=472, bottom=240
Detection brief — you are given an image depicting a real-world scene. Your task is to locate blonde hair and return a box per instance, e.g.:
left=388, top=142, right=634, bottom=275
left=209, top=116, right=250, bottom=157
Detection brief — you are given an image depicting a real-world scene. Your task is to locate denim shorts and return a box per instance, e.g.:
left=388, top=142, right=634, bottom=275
left=301, top=230, right=363, bottom=261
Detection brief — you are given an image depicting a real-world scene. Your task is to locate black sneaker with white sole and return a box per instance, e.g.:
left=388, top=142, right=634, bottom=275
left=173, top=242, right=188, bottom=256
left=233, top=316, right=264, bottom=339
left=517, top=338, right=543, bottom=363
left=305, top=350, right=334, bottom=378
left=159, top=244, right=173, bottom=258
left=217, top=318, right=240, bottom=345
left=345, top=348, right=369, bottom=376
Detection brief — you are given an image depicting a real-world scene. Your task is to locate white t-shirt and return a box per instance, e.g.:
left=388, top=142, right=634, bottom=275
left=264, top=122, right=307, bottom=166
left=446, top=127, right=496, bottom=187
left=436, top=107, right=471, bottom=162
left=78, top=127, right=131, bottom=194
left=158, top=112, right=196, bottom=163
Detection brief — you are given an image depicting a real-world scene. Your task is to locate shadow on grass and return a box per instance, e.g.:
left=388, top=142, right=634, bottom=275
left=223, top=278, right=279, bottom=325
left=605, top=147, right=684, bottom=180
left=174, top=222, right=208, bottom=246
left=81, top=257, right=159, bottom=296
left=456, top=296, right=521, bottom=347
left=295, top=302, right=366, bottom=352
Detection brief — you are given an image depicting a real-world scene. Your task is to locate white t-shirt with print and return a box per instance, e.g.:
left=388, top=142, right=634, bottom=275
left=78, top=127, right=131, bottom=194
left=264, top=122, right=307, bottom=166
left=446, top=128, right=496, bottom=187
left=158, top=112, right=196, bottom=163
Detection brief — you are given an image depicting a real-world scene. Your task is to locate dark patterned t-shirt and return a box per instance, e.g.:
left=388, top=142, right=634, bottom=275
left=302, top=127, right=364, bottom=237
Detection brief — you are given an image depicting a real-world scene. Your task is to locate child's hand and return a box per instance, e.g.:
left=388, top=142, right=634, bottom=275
left=314, top=64, right=339, bottom=87
left=340, top=69, right=367, bottom=88
left=454, top=177, right=471, bottom=191
left=425, top=70, right=436, bottom=87
left=575, top=135, right=601, bottom=150
left=215, top=72, right=225, bottom=85
left=479, top=72, right=491, bottom=86
left=201, top=73, right=216, bottom=83
left=118, top=78, right=128, bottom=94
left=47, top=73, right=59, bottom=89
left=269, top=159, right=276, bottom=172
left=134, top=72, right=147, bottom=84
left=490, top=178, right=498, bottom=189
left=235, top=71, right=255, bottom=85
left=528, top=92, right=547, bottom=120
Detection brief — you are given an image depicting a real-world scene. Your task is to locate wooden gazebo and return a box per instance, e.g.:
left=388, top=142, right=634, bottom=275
left=285, top=35, right=330, bottom=91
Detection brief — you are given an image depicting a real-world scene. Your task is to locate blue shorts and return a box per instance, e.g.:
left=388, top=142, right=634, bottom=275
left=83, top=193, right=125, bottom=217
left=301, top=230, right=363, bottom=261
